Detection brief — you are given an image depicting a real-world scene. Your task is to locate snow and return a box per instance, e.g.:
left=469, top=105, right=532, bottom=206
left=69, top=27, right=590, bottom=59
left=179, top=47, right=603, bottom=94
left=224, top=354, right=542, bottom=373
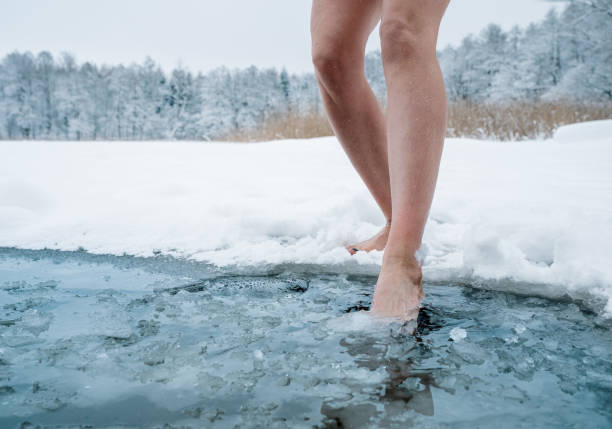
left=553, top=119, right=612, bottom=144
left=1, top=120, right=611, bottom=315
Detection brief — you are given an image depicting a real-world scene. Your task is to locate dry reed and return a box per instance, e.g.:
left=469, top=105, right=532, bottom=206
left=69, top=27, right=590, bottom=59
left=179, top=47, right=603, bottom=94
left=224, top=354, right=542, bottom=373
left=221, top=101, right=612, bottom=142
left=221, top=110, right=333, bottom=142
left=447, top=101, right=612, bottom=140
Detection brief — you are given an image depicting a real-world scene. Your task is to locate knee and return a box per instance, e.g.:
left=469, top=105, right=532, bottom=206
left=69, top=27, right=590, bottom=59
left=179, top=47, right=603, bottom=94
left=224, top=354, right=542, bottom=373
left=312, top=42, right=359, bottom=91
left=311, top=48, right=339, bottom=82
left=379, top=18, right=435, bottom=66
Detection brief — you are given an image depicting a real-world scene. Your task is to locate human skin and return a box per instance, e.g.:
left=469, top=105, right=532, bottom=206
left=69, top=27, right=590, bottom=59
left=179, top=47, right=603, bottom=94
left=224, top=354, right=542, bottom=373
left=311, top=0, right=450, bottom=320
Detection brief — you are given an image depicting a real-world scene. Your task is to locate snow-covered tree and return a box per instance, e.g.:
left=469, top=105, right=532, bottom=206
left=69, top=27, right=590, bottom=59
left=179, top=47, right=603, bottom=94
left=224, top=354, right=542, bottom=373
left=0, top=0, right=609, bottom=141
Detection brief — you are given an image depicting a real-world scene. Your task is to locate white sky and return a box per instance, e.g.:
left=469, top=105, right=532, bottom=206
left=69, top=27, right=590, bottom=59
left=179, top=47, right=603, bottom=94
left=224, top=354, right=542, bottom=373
left=0, top=0, right=564, bottom=73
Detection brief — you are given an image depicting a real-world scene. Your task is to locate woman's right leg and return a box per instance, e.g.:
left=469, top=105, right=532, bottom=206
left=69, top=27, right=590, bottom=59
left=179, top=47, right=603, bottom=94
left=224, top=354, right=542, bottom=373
left=311, top=0, right=391, bottom=254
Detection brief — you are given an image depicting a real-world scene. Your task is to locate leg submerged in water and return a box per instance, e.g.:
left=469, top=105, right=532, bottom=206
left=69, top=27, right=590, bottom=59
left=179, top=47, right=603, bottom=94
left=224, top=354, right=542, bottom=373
left=371, top=0, right=450, bottom=320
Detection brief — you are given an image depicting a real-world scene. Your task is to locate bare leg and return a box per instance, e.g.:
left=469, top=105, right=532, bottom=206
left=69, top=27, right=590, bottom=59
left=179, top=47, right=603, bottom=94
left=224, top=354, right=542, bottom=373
left=310, top=0, right=392, bottom=254
left=371, top=0, right=450, bottom=320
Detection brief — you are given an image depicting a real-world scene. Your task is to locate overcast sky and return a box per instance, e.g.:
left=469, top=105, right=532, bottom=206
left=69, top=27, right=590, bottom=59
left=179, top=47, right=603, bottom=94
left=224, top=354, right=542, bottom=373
left=0, top=0, right=565, bottom=73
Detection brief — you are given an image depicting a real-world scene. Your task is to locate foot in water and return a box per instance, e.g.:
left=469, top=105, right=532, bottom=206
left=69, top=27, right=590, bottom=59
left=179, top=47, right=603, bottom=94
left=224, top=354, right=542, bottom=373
left=370, top=253, right=424, bottom=322
left=345, top=222, right=391, bottom=255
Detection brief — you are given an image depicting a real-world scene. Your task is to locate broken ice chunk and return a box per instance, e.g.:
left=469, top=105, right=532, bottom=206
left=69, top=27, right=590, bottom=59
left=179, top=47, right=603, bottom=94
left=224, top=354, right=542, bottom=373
left=450, top=327, right=467, bottom=342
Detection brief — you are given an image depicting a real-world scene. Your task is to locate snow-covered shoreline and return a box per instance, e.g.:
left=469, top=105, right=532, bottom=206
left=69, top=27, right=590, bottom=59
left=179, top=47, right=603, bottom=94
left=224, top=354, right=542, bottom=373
left=1, top=121, right=611, bottom=315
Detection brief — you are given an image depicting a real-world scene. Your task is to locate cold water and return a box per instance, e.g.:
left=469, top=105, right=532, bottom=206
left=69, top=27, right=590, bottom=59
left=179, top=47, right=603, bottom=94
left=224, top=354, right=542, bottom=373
left=0, top=248, right=610, bottom=428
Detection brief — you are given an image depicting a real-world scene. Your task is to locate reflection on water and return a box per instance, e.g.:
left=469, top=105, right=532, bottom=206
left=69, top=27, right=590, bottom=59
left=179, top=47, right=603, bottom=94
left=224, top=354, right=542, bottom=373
left=321, top=308, right=450, bottom=426
left=0, top=248, right=610, bottom=428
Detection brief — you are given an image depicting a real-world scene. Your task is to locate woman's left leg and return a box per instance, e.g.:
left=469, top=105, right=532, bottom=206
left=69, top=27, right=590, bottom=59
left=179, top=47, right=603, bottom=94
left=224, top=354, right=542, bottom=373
left=371, top=0, right=450, bottom=319
left=310, top=0, right=392, bottom=257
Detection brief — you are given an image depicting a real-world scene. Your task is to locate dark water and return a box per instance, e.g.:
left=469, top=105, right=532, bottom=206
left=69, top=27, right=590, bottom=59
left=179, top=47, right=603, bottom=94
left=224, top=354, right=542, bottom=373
left=0, top=248, right=610, bottom=428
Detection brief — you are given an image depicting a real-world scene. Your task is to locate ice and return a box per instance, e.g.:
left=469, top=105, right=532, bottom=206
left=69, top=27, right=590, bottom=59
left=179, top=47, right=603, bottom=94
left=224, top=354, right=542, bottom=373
left=0, top=126, right=611, bottom=316
left=446, top=340, right=488, bottom=365
left=326, top=311, right=385, bottom=333
left=449, top=327, right=467, bottom=341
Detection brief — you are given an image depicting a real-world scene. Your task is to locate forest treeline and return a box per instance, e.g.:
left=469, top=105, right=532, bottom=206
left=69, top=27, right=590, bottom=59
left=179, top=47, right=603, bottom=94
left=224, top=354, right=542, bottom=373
left=0, top=0, right=610, bottom=141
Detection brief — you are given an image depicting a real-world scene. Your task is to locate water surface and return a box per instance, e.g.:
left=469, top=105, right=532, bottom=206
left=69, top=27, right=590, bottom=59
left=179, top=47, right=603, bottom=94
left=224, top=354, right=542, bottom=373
left=0, top=248, right=610, bottom=428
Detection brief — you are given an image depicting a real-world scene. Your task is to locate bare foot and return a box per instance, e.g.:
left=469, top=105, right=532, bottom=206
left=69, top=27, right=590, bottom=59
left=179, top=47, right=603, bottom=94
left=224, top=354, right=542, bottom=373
left=345, top=222, right=391, bottom=255
left=370, top=254, right=424, bottom=321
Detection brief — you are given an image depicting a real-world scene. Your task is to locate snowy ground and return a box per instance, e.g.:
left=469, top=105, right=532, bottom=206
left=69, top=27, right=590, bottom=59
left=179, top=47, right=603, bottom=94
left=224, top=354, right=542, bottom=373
left=1, top=120, right=611, bottom=315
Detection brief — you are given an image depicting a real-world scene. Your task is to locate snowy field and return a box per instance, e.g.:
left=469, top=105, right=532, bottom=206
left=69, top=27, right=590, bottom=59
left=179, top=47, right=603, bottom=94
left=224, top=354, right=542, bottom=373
left=1, top=120, right=611, bottom=315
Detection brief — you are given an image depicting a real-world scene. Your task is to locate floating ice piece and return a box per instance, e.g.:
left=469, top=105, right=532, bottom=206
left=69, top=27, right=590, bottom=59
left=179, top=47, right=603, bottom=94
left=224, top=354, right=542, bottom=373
left=513, top=324, right=527, bottom=334
left=450, top=327, right=467, bottom=342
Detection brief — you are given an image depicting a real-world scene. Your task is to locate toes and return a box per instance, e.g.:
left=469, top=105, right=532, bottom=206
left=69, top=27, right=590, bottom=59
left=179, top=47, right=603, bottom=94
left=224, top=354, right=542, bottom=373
left=345, top=246, right=359, bottom=255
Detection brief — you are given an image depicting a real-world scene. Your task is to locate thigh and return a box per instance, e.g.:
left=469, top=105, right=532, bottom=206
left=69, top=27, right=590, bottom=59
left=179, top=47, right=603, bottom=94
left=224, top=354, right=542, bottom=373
left=311, top=0, right=382, bottom=54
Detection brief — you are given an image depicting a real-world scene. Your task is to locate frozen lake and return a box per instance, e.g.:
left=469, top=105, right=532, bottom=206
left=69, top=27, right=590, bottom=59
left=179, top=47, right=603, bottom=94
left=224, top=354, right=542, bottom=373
left=1, top=248, right=610, bottom=428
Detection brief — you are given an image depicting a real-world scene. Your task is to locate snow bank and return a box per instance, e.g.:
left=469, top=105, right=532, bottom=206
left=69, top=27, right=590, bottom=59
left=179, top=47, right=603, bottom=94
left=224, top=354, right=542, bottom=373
left=554, top=119, right=612, bottom=144
left=1, top=121, right=611, bottom=314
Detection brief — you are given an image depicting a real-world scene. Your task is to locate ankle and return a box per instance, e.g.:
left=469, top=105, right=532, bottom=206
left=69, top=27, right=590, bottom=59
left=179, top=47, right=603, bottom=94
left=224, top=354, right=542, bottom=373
left=384, top=240, right=420, bottom=257
left=382, top=250, right=421, bottom=270
left=382, top=247, right=421, bottom=270
left=381, top=253, right=423, bottom=286
left=383, top=253, right=420, bottom=267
